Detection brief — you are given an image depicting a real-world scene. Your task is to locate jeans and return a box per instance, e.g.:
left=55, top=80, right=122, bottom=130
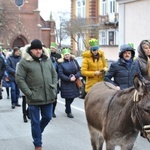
left=10, top=81, right=20, bottom=105
left=65, top=98, right=74, bottom=114
left=28, top=103, right=53, bottom=147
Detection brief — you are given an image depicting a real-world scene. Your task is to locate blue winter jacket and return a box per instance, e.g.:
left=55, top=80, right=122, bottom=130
left=7, top=54, right=21, bottom=81
left=104, top=58, right=142, bottom=90
left=58, top=56, right=80, bottom=99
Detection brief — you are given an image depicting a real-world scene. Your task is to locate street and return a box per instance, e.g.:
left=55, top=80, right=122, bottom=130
left=0, top=90, right=149, bottom=150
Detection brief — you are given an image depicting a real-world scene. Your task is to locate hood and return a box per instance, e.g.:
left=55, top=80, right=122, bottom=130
left=119, top=44, right=135, bottom=58
left=21, top=44, right=50, bottom=61
left=137, top=40, right=149, bottom=60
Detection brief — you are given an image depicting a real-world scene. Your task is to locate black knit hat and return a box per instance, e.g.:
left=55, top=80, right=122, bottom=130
left=30, top=39, right=42, bottom=50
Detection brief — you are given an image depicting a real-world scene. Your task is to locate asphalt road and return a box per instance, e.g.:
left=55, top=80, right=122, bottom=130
left=0, top=90, right=149, bottom=150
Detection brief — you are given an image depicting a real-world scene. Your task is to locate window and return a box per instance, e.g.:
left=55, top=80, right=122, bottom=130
left=101, top=31, right=107, bottom=45
left=102, top=0, right=106, bottom=15
left=77, top=0, right=85, bottom=18
left=110, top=0, right=115, bottom=13
left=15, top=0, right=24, bottom=7
left=109, top=31, right=114, bottom=45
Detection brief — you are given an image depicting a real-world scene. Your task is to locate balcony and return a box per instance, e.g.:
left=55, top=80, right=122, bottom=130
left=99, top=13, right=119, bottom=28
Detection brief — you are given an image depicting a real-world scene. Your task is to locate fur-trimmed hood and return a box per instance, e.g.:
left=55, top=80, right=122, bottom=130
left=20, top=44, right=50, bottom=61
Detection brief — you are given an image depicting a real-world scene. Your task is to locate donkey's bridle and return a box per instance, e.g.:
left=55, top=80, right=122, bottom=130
left=133, top=90, right=150, bottom=142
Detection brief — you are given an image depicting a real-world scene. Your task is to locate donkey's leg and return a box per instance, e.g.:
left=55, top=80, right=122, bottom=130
left=88, top=124, right=104, bottom=150
left=121, top=143, right=134, bottom=150
left=106, top=141, right=115, bottom=150
left=97, top=133, right=104, bottom=150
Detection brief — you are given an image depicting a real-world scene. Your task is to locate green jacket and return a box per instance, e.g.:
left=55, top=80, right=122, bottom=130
left=15, top=45, right=57, bottom=105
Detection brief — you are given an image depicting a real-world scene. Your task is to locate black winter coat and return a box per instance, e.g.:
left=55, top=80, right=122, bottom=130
left=58, top=57, right=80, bottom=99
left=104, top=58, right=141, bottom=89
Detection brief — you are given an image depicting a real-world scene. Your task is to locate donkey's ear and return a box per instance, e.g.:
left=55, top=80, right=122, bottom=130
left=133, top=74, right=145, bottom=96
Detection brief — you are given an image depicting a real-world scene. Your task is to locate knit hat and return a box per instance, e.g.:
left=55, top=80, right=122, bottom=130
left=89, top=38, right=99, bottom=51
left=119, top=44, right=135, bottom=58
left=30, top=39, right=42, bottom=50
left=61, top=48, right=71, bottom=55
left=50, top=42, right=57, bottom=49
left=13, top=46, right=20, bottom=53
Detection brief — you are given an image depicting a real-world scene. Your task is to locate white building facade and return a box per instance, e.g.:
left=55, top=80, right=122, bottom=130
left=117, top=0, right=150, bottom=52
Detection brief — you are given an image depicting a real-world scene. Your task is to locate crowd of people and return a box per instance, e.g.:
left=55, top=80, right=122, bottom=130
left=0, top=38, right=150, bottom=150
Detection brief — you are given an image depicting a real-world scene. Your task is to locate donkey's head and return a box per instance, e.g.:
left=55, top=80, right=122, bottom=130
left=132, top=74, right=150, bottom=141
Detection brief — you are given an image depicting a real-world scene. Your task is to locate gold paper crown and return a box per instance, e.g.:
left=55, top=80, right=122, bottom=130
left=89, top=38, right=99, bottom=46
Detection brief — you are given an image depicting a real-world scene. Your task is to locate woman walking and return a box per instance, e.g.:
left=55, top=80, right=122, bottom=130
left=58, top=47, right=80, bottom=118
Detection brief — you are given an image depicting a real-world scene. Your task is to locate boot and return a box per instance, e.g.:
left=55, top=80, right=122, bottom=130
left=67, top=113, right=74, bottom=118
left=26, top=108, right=30, bottom=119
left=0, top=91, right=2, bottom=100
left=23, top=115, right=28, bottom=123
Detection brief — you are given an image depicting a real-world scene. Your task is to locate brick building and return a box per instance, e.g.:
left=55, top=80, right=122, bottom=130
left=1, top=0, right=55, bottom=49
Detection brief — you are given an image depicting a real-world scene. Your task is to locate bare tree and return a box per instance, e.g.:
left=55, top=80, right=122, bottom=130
left=62, top=16, right=101, bottom=55
left=0, top=0, right=19, bottom=48
left=55, top=22, right=68, bottom=49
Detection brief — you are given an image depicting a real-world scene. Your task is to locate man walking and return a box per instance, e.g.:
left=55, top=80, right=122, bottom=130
left=7, top=46, right=21, bottom=108
left=15, top=39, right=57, bottom=150
left=50, top=42, right=61, bottom=118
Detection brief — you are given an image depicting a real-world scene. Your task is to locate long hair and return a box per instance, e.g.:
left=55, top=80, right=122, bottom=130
left=147, top=56, right=150, bottom=77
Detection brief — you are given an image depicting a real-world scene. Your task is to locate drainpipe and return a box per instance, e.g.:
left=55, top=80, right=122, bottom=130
left=118, top=2, right=125, bottom=47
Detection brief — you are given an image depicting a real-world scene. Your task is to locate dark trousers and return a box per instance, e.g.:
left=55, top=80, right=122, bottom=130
left=22, top=96, right=29, bottom=117
left=65, top=98, right=74, bottom=114
left=10, top=81, right=20, bottom=105
left=6, top=87, right=9, bottom=97
left=52, top=100, right=57, bottom=114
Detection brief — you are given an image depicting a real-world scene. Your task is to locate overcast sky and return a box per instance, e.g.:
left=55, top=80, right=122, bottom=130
left=39, top=0, right=71, bottom=20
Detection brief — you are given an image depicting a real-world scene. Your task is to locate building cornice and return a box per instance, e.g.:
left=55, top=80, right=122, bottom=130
left=116, top=0, right=140, bottom=4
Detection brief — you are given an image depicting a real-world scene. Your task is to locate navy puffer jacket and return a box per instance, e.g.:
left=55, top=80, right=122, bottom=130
left=104, top=58, right=141, bottom=89
left=58, top=56, right=80, bottom=99
left=7, top=54, right=21, bottom=81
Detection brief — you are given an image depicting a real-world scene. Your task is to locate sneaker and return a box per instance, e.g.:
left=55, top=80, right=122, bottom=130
left=67, top=113, right=74, bottom=118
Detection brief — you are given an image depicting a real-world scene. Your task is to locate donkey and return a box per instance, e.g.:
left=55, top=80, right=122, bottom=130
left=85, top=75, right=150, bottom=150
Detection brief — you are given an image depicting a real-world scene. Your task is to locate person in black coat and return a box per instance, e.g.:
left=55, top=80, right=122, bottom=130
left=50, top=42, right=61, bottom=118
left=104, top=44, right=141, bottom=90
left=0, top=48, right=6, bottom=99
left=58, top=47, right=80, bottom=118
left=7, top=47, right=21, bottom=108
